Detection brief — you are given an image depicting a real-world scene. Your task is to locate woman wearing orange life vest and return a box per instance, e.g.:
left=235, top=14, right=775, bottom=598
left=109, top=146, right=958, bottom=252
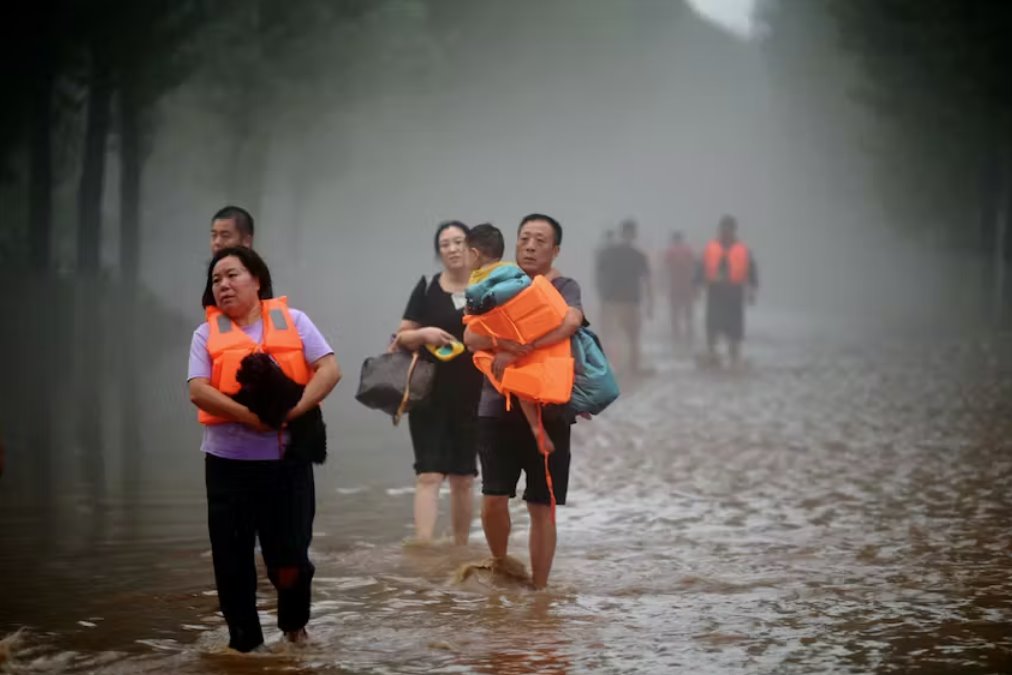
left=695, top=214, right=758, bottom=367
left=187, top=246, right=340, bottom=653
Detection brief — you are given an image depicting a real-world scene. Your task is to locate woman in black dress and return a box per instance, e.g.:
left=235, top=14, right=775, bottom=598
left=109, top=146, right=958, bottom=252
left=392, top=221, right=483, bottom=544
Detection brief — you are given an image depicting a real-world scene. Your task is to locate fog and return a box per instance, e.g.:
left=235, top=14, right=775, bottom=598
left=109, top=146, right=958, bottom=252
left=107, top=0, right=973, bottom=415
left=2, top=0, right=989, bottom=493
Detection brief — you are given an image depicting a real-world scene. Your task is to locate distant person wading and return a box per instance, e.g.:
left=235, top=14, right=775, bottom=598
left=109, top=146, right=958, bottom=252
left=597, top=218, right=653, bottom=376
left=696, top=215, right=758, bottom=367
left=662, top=230, right=698, bottom=346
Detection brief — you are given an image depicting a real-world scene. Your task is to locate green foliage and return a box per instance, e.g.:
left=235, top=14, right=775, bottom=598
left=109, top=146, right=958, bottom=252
left=762, top=0, right=1012, bottom=251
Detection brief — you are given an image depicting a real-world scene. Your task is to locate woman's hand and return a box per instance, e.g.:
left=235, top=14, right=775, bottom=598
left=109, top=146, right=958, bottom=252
left=421, top=327, right=456, bottom=346
left=394, top=326, right=455, bottom=351
left=238, top=408, right=272, bottom=433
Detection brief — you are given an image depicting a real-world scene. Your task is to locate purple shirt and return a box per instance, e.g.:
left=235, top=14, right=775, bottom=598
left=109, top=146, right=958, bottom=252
left=187, top=308, right=333, bottom=461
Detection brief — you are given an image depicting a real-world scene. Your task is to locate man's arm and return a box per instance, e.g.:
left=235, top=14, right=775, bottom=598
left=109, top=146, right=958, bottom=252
left=529, top=307, right=584, bottom=349
left=747, top=252, right=758, bottom=304
left=488, top=306, right=583, bottom=379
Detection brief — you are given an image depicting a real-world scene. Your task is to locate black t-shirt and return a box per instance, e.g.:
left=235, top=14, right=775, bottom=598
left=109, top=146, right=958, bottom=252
left=598, top=244, right=649, bottom=303
left=403, top=273, right=483, bottom=405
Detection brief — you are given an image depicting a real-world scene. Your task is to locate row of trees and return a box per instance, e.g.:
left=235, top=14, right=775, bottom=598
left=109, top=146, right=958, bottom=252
left=761, top=0, right=1012, bottom=322
left=0, top=0, right=447, bottom=282
left=0, top=0, right=425, bottom=490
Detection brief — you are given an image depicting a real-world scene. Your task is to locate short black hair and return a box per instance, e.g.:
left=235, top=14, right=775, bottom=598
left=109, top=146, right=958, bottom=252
left=719, top=214, right=738, bottom=230
left=433, top=220, right=469, bottom=256
left=202, top=246, right=274, bottom=308
left=518, top=213, right=562, bottom=246
left=211, top=205, right=255, bottom=238
left=466, top=223, right=505, bottom=260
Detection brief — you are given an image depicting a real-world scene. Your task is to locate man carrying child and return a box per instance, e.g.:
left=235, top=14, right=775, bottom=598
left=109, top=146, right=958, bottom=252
left=462, top=215, right=585, bottom=589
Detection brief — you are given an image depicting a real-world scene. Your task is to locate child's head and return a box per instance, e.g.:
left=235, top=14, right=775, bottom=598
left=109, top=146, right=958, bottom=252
left=466, top=223, right=505, bottom=269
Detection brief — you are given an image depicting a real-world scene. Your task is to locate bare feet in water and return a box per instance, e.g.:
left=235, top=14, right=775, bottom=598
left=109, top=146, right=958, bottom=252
left=285, top=628, right=308, bottom=644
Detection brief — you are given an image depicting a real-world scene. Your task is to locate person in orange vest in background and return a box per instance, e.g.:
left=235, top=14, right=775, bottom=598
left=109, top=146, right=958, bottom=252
left=695, top=215, right=758, bottom=367
left=662, top=230, right=697, bottom=346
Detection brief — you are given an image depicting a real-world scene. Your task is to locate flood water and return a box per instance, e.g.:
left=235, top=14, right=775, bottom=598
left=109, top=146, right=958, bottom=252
left=2, top=311, right=1011, bottom=674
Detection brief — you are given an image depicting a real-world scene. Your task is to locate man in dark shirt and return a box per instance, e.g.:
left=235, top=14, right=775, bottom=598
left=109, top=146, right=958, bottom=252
left=598, top=218, right=653, bottom=375
left=463, top=213, right=584, bottom=590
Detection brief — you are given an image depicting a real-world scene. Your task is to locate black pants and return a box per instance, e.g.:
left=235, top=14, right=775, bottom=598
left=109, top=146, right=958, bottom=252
left=205, top=454, right=316, bottom=652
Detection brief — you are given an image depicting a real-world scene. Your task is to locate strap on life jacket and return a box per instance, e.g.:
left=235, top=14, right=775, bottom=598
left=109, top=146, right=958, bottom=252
left=534, top=404, right=557, bottom=524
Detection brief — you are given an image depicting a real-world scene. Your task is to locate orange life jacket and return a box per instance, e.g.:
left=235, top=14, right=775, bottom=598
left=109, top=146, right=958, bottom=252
left=198, top=297, right=310, bottom=425
left=471, top=339, right=574, bottom=407
left=464, top=276, right=574, bottom=407
left=462, top=275, right=570, bottom=345
left=703, top=240, right=750, bottom=285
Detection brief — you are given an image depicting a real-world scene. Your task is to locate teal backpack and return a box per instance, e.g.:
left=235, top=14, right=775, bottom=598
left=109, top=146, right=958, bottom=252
left=568, top=327, right=620, bottom=415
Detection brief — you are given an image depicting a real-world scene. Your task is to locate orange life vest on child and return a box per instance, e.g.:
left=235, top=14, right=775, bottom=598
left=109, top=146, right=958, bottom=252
left=463, top=275, right=570, bottom=345
left=464, top=276, right=574, bottom=407
left=703, top=240, right=750, bottom=285
left=198, top=297, right=310, bottom=425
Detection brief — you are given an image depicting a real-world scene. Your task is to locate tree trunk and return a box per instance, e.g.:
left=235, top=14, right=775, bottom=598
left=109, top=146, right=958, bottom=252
left=119, top=79, right=142, bottom=284
left=77, top=49, right=112, bottom=276
left=991, top=141, right=1007, bottom=325
left=117, top=79, right=143, bottom=508
left=28, top=63, right=53, bottom=273
left=995, top=174, right=1009, bottom=325
left=75, top=45, right=113, bottom=510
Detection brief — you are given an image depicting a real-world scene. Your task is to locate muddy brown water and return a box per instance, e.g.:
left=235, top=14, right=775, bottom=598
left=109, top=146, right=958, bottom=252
left=2, top=313, right=1011, bottom=674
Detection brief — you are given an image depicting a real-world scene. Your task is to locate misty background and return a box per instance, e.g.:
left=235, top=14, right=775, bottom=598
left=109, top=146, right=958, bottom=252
left=1, top=0, right=1010, bottom=506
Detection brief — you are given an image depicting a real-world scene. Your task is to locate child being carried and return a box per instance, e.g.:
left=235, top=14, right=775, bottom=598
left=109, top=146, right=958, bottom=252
left=463, top=224, right=576, bottom=453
